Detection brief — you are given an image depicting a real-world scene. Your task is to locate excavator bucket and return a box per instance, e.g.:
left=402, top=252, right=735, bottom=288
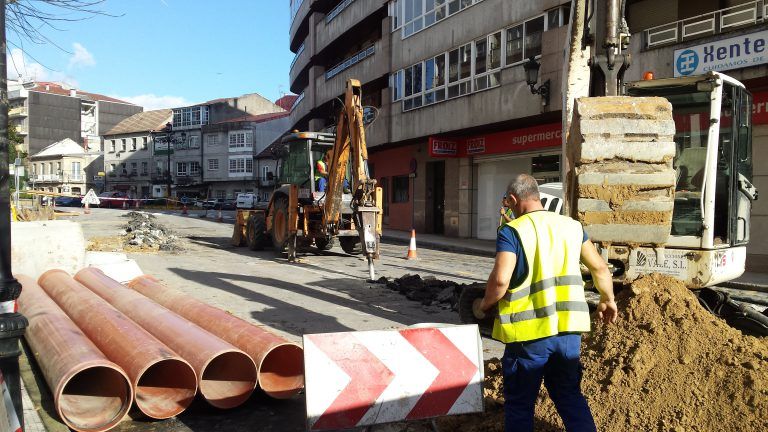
left=565, top=96, right=677, bottom=246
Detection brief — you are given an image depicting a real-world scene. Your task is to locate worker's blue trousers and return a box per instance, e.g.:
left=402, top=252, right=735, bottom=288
left=502, top=333, right=596, bottom=432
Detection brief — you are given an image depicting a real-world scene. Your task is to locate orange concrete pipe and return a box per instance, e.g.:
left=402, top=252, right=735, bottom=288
left=16, top=275, right=132, bottom=432
left=38, top=270, right=197, bottom=419
left=128, top=274, right=304, bottom=399
left=74, top=268, right=257, bottom=409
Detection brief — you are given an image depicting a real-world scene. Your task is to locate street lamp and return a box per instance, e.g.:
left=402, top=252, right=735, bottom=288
left=151, top=122, right=186, bottom=199
left=523, top=56, right=550, bottom=106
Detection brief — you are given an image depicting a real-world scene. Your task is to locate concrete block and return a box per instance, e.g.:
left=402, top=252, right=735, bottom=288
left=583, top=223, right=671, bottom=245
left=580, top=210, right=671, bottom=226
left=578, top=119, right=675, bottom=137
left=11, top=220, right=86, bottom=279
left=88, top=260, right=144, bottom=284
left=575, top=96, right=674, bottom=121
left=85, top=251, right=129, bottom=266
left=576, top=140, right=676, bottom=164
left=577, top=198, right=675, bottom=213
left=577, top=171, right=676, bottom=186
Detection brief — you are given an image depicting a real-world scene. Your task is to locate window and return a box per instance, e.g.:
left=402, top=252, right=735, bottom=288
left=142, top=137, right=148, bottom=150
left=206, top=134, right=219, bottom=146
left=524, top=16, right=545, bottom=59
left=121, top=139, right=127, bottom=152
left=215, top=190, right=226, bottom=199
left=506, top=24, right=523, bottom=65
left=447, top=43, right=472, bottom=98
left=403, top=62, right=423, bottom=110
left=398, top=0, right=474, bottom=38
left=141, top=162, right=148, bottom=175
left=190, top=161, right=201, bottom=175
left=392, top=176, right=409, bottom=203
left=131, top=138, right=137, bottom=151
left=109, top=164, right=115, bottom=174
left=475, top=31, right=502, bottom=91
left=391, top=0, right=402, bottom=31
left=71, top=162, right=81, bottom=180
left=208, top=159, right=219, bottom=170
left=155, top=161, right=163, bottom=174
left=229, top=131, right=253, bottom=150
left=391, top=70, right=404, bottom=102
left=177, top=162, right=188, bottom=176
left=130, top=162, right=138, bottom=175
left=121, top=163, right=127, bottom=175
left=188, top=135, right=200, bottom=149
left=172, top=106, right=209, bottom=128
left=110, top=140, right=116, bottom=152
left=228, top=156, right=253, bottom=175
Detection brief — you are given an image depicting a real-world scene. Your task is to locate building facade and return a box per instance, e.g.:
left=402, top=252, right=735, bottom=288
left=290, top=0, right=768, bottom=270
left=102, top=109, right=173, bottom=198
left=9, top=81, right=141, bottom=156
left=28, top=138, right=101, bottom=195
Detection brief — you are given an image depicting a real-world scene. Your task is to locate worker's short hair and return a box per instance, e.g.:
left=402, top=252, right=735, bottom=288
left=507, top=174, right=540, bottom=201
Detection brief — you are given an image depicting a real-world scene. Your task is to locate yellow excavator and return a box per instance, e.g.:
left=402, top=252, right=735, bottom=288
left=232, top=79, right=383, bottom=279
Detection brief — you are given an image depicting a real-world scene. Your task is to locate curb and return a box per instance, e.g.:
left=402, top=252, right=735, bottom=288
left=381, top=235, right=495, bottom=258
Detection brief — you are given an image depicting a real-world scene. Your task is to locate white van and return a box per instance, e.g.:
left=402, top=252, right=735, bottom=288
left=236, top=193, right=258, bottom=209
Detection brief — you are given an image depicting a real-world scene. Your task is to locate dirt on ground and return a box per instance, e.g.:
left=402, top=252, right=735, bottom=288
left=86, top=212, right=183, bottom=253
left=436, top=274, right=768, bottom=432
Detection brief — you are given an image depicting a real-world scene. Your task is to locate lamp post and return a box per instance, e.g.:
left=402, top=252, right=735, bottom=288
left=523, top=56, right=551, bottom=106
left=151, top=122, right=186, bottom=199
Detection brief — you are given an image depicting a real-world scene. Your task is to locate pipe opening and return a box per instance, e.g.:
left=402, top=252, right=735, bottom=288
left=259, top=344, right=304, bottom=399
left=136, top=359, right=197, bottom=419
left=200, top=351, right=257, bottom=409
left=59, top=366, right=131, bottom=431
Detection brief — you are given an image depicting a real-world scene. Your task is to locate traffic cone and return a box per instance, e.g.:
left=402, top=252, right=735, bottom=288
left=135, top=199, right=140, bottom=209
left=122, top=199, right=127, bottom=210
left=84, top=202, right=91, bottom=215
left=217, top=209, right=223, bottom=222
left=405, top=229, right=419, bottom=260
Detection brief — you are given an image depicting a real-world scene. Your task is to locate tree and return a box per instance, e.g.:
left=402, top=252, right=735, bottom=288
left=7, top=123, right=23, bottom=163
left=6, top=1, right=112, bottom=52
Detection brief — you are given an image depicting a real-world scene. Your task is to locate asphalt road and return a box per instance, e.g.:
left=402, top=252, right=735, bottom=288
left=25, top=208, right=503, bottom=432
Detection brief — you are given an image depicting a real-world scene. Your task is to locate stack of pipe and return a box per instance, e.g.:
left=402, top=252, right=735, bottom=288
left=17, top=268, right=304, bottom=431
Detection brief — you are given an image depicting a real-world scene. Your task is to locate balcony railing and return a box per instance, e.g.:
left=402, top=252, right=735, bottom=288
left=31, top=174, right=61, bottom=182
left=9, top=107, right=27, bottom=117
left=290, top=43, right=306, bottom=70
left=325, top=44, right=375, bottom=80
left=645, top=0, right=767, bottom=48
left=290, top=0, right=305, bottom=24
left=326, top=0, right=355, bottom=23
left=291, top=92, right=305, bottom=111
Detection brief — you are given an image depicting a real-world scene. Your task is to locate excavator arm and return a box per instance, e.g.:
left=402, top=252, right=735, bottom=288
left=323, top=79, right=381, bottom=279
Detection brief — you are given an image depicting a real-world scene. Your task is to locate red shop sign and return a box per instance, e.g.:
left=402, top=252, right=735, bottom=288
left=428, top=138, right=460, bottom=157
left=429, top=123, right=561, bottom=158
left=752, top=91, right=768, bottom=125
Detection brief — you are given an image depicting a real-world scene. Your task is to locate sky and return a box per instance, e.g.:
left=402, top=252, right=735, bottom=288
left=6, top=0, right=294, bottom=110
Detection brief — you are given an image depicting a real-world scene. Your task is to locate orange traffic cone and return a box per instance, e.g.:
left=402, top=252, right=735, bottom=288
left=406, top=229, right=419, bottom=260
left=122, top=199, right=127, bottom=209
left=84, top=202, right=90, bottom=214
left=135, top=199, right=140, bottom=209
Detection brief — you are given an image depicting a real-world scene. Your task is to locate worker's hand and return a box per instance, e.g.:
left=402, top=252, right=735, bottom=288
left=472, top=299, right=487, bottom=320
left=499, top=207, right=506, bottom=216
left=596, top=298, right=618, bottom=324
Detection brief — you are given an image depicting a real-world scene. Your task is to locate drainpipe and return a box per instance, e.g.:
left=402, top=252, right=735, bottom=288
left=0, top=0, right=29, bottom=427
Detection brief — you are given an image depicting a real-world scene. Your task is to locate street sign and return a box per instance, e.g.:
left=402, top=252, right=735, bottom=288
left=304, top=325, right=483, bottom=431
left=83, top=189, right=101, bottom=205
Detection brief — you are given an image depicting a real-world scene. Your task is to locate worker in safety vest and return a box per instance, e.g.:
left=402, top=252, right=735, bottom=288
left=475, top=174, right=617, bottom=432
left=499, top=195, right=514, bottom=227
left=315, top=151, right=330, bottom=192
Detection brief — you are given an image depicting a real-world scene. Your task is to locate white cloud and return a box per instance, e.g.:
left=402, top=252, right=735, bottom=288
left=68, top=42, right=95, bottom=69
left=110, top=94, right=191, bottom=110
left=7, top=48, right=47, bottom=81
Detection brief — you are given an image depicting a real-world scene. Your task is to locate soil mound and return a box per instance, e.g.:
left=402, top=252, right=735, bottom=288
left=436, top=274, right=768, bottom=431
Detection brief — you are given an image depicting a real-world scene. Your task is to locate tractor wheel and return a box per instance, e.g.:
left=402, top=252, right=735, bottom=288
left=246, top=212, right=267, bottom=251
left=271, top=196, right=290, bottom=253
left=315, top=237, right=335, bottom=251
left=339, top=237, right=363, bottom=255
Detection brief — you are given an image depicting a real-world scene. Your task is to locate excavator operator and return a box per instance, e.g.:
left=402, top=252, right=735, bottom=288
left=315, top=151, right=330, bottom=192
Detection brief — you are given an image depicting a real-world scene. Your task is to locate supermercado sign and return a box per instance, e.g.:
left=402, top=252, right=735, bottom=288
left=428, top=123, right=561, bottom=158
left=674, top=30, right=768, bottom=77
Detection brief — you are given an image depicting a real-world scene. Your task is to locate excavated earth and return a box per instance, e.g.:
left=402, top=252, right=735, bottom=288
left=435, top=274, right=768, bottom=432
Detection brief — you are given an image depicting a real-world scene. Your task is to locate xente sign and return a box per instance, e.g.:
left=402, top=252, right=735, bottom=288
left=674, top=30, right=768, bottom=77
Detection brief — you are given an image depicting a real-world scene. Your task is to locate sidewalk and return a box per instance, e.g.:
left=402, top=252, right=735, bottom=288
left=382, top=229, right=496, bottom=257
left=382, top=229, right=768, bottom=292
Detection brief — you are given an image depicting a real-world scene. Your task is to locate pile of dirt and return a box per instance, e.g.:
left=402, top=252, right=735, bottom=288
left=379, top=274, right=483, bottom=311
left=123, top=212, right=182, bottom=252
left=436, top=274, right=768, bottom=431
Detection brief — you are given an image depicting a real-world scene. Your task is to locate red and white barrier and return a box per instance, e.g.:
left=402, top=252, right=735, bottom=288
left=0, top=371, right=21, bottom=432
left=303, top=325, right=483, bottom=431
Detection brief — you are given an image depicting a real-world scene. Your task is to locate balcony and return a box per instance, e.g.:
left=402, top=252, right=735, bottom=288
left=257, top=177, right=276, bottom=187
left=645, top=1, right=767, bottom=49
left=316, top=0, right=384, bottom=54
left=290, top=42, right=311, bottom=93
left=9, top=107, right=27, bottom=117
left=151, top=171, right=172, bottom=183
left=290, top=92, right=312, bottom=129
left=31, top=174, right=61, bottom=183
left=315, top=40, right=387, bottom=106
left=290, top=0, right=312, bottom=51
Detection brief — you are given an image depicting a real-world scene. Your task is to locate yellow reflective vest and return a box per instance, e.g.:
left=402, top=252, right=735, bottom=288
left=492, top=210, right=591, bottom=343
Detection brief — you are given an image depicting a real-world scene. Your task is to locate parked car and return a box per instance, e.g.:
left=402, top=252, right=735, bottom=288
left=97, top=191, right=129, bottom=208
left=215, top=199, right=237, bottom=210
left=236, top=193, right=258, bottom=209
left=202, top=199, right=222, bottom=209
left=54, top=196, right=83, bottom=207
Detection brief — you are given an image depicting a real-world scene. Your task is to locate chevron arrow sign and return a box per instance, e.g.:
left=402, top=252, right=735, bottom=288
left=303, top=324, right=484, bottom=430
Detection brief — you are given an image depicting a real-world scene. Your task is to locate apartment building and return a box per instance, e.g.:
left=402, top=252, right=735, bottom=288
left=102, top=109, right=173, bottom=198
left=28, top=138, right=101, bottom=195
left=289, top=0, right=570, bottom=241
left=201, top=111, right=291, bottom=199
left=9, top=81, right=141, bottom=156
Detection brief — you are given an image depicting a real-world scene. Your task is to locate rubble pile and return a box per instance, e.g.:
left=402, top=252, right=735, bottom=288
left=122, top=212, right=182, bottom=252
left=436, top=274, right=768, bottom=432
left=379, top=274, right=483, bottom=311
